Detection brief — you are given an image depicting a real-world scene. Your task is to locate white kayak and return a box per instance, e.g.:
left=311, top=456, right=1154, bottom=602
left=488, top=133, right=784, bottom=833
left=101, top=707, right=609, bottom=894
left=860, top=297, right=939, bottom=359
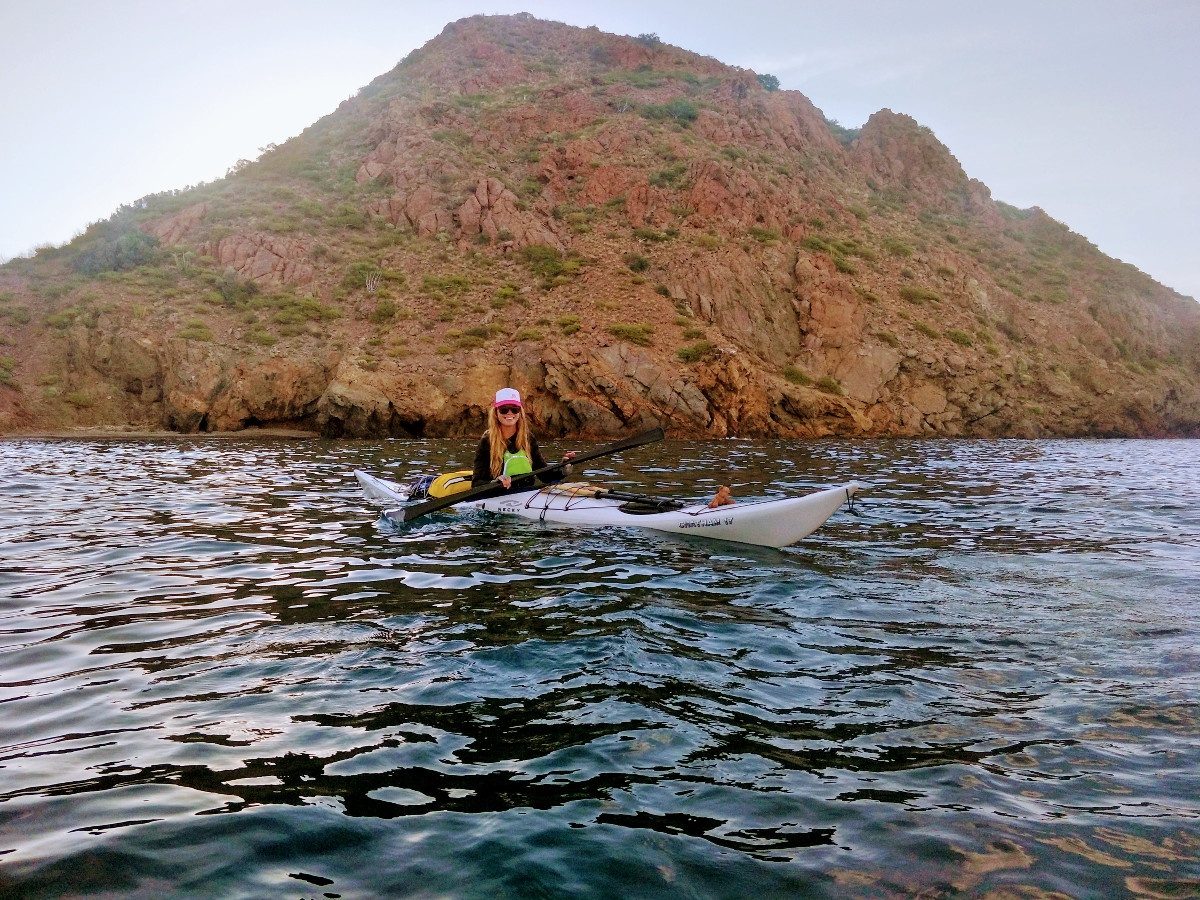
left=355, top=470, right=864, bottom=549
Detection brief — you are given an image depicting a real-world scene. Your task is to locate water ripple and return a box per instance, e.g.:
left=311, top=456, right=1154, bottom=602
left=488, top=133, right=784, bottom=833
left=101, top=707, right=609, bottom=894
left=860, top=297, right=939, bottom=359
left=1, top=437, right=1198, bottom=897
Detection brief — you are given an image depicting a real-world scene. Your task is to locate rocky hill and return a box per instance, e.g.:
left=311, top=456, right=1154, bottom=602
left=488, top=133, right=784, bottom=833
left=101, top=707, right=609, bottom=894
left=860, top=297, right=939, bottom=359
left=2, top=13, right=1198, bottom=438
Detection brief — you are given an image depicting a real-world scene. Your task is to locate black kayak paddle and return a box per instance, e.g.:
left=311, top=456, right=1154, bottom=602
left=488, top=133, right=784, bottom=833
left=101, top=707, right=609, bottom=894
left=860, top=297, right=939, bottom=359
left=389, top=426, right=665, bottom=522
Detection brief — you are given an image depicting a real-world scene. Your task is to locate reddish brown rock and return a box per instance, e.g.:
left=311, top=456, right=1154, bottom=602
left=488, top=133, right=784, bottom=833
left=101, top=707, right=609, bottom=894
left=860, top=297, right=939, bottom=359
left=2, top=13, right=1197, bottom=441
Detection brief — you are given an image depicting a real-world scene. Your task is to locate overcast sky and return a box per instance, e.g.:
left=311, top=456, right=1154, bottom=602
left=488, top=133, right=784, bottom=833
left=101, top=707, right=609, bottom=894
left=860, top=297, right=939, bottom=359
left=2, top=0, right=1196, bottom=299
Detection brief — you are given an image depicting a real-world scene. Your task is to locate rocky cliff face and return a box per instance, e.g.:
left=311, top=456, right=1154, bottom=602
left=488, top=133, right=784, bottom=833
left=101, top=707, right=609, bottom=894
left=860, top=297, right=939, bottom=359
left=2, top=14, right=1198, bottom=439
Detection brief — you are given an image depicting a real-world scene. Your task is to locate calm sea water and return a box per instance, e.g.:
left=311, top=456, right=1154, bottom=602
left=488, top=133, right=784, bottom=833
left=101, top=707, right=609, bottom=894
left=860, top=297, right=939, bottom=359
left=1, top=437, right=1198, bottom=899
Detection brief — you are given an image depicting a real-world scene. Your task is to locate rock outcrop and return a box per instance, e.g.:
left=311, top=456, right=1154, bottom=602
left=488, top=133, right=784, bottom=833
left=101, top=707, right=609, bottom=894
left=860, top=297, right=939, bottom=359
left=1, top=14, right=1197, bottom=439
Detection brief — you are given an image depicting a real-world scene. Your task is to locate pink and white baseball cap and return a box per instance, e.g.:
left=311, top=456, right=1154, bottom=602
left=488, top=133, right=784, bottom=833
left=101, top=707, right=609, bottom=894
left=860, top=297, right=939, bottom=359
left=494, top=388, right=522, bottom=408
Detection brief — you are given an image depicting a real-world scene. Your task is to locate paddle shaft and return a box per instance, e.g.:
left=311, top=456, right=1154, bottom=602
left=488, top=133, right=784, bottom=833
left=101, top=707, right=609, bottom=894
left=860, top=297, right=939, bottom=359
left=393, top=426, right=665, bottom=522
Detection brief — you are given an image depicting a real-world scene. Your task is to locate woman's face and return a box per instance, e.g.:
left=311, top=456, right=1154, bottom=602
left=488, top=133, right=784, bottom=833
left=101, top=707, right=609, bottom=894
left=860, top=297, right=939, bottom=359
left=496, top=405, right=521, bottom=428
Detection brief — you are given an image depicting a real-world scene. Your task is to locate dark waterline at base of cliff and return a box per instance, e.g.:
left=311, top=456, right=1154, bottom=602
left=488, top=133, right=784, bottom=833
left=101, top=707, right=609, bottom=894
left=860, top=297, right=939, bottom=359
left=2, top=437, right=1198, bottom=898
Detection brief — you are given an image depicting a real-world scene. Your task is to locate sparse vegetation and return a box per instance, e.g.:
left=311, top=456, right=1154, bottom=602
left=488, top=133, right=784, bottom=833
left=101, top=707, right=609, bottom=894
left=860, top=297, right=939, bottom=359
left=633, top=227, right=676, bottom=242
left=245, top=329, right=278, bottom=346
left=178, top=320, right=213, bottom=341
left=0, top=17, right=1192, bottom=442
left=677, top=340, right=715, bottom=362
left=900, top=285, right=942, bottom=305
left=649, top=162, right=688, bottom=187
left=623, top=253, right=650, bottom=272
left=520, top=244, right=582, bottom=288
left=608, top=323, right=654, bottom=346
left=641, top=99, right=699, bottom=124
left=913, top=321, right=939, bottom=338
left=369, top=299, right=397, bottom=324
left=884, top=239, right=914, bottom=258
left=946, top=329, right=974, bottom=346
left=782, top=366, right=811, bottom=386
left=422, top=274, right=471, bottom=295
left=72, top=223, right=159, bottom=276
left=825, top=118, right=861, bottom=146
left=748, top=226, right=779, bottom=243
left=815, top=375, right=843, bottom=395
left=875, top=331, right=900, bottom=347
left=493, top=282, right=523, bottom=307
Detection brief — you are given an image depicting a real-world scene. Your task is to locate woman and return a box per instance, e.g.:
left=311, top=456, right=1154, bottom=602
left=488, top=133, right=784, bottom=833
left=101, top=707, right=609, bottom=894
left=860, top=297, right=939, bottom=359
left=472, top=388, right=575, bottom=489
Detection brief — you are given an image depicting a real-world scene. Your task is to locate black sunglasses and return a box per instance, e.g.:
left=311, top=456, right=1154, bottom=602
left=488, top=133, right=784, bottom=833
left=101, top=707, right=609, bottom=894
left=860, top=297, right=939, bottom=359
left=497, top=406, right=522, bottom=415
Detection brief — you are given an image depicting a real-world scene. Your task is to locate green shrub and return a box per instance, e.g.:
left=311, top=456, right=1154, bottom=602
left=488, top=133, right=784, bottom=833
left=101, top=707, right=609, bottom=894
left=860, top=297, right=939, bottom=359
left=492, top=283, right=521, bottom=307
left=369, top=299, right=396, bottom=324
left=649, top=162, right=688, bottom=187
left=913, top=321, right=939, bottom=338
left=178, top=320, right=213, bottom=341
left=682, top=327, right=705, bottom=340
left=676, top=340, right=715, bottom=362
left=608, top=323, right=654, bottom=346
left=422, top=274, right=471, bottom=295
left=748, top=226, right=779, bottom=243
left=946, top=329, right=974, bottom=346
left=641, top=99, right=699, bottom=123
left=876, top=331, right=900, bottom=347
left=246, top=329, right=278, bottom=346
left=515, top=328, right=544, bottom=341
left=825, top=118, right=861, bottom=146
left=782, top=366, right=811, bottom=386
left=899, top=285, right=942, bottom=305
left=558, top=315, right=581, bottom=335
left=206, top=272, right=260, bottom=306
left=816, top=375, right=843, bottom=395
left=520, top=245, right=581, bottom=286
left=756, top=73, right=780, bottom=92
left=623, top=252, right=650, bottom=272
left=329, top=203, right=367, bottom=229
left=45, top=308, right=79, bottom=330
left=883, top=239, right=914, bottom=258
left=62, top=391, right=94, bottom=408
left=72, top=226, right=159, bottom=276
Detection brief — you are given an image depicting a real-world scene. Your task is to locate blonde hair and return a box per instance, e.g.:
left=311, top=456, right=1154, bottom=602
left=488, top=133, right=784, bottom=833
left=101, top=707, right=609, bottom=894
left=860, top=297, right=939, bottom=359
left=485, top=404, right=532, bottom=478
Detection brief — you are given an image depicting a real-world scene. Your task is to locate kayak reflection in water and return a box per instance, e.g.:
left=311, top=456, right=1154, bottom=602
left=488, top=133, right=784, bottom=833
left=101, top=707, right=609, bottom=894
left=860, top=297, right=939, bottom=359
left=708, top=485, right=735, bottom=508
left=473, top=388, right=577, bottom=490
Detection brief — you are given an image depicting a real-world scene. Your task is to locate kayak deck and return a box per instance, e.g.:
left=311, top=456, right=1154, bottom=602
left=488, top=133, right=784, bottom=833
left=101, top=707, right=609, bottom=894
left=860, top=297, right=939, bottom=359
left=355, top=470, right=863, bottom=549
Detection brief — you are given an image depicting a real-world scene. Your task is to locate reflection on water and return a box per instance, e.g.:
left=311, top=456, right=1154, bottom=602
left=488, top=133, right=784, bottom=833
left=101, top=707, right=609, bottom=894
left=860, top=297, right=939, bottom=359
left=1, top=437, right=1199, bottom=897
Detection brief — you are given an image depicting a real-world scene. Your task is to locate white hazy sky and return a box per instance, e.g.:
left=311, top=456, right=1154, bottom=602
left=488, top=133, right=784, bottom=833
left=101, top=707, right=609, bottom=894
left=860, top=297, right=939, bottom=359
left=2, top=0, right=1197, bottom=299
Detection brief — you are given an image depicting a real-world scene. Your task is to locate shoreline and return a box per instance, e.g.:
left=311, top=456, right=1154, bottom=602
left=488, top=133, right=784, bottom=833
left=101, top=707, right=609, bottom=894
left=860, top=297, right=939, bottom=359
left=0, top=426, right=321, bottom=441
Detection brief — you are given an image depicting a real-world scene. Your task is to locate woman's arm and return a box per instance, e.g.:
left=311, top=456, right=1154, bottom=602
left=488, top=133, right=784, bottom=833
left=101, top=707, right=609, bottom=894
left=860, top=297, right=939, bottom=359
left=471, top=436, right=493, bottom=487
left=531, top=436, right=574, bottom=484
